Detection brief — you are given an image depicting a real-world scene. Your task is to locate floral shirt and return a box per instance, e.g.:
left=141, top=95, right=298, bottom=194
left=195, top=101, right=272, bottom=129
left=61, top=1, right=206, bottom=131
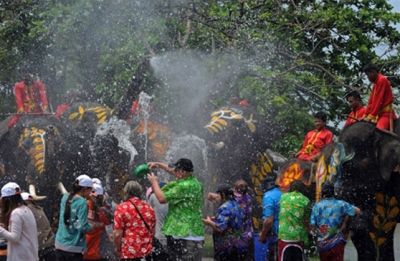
left=213, top=200, right=245, bottom=256
left=278, top=191, right=310, bottom=245
left=162, top=175, right=204, bottom=237
left=235, top=192, right=253, bottom=243
left=310, top=198, right=356, bottom=250
left=114, top=197, right=155, bottom=259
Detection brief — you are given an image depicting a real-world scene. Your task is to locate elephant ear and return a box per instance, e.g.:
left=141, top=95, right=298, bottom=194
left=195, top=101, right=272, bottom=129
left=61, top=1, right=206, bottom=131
left=377, top=135, right=400, bottom=182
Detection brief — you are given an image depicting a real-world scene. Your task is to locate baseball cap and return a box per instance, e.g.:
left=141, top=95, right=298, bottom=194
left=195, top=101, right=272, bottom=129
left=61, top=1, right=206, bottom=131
left=169, top=158, right=194, bottom=172
left=92, top=183, right=104, bottom=196
left=76, top=175, right=93, bottom=188
left=1, top=182, right=21, bottom=198
left=21, top=192, right=33, bottom=201
left=92, top=178, right=102, bottom=186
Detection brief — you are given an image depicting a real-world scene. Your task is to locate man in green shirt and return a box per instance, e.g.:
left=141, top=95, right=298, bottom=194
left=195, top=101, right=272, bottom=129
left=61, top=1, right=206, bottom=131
left=278, top=180, right=311, bottom=261
left=148, top=158, right=204, bottom=261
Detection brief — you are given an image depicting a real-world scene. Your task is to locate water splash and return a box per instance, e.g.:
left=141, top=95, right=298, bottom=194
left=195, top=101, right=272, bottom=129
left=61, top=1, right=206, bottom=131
left=164, top=134, right=208, bottom=182
left=96, top=116, right=138, bottom=165
left=138, top=91, right=153, bottom=161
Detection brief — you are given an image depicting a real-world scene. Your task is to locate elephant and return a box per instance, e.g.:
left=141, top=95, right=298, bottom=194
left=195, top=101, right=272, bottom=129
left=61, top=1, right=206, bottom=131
left=333, top=121, right=400, bottom=261
left=203, top=103, right=286, bottom=229
left=0, top=114, right=67, bottom=222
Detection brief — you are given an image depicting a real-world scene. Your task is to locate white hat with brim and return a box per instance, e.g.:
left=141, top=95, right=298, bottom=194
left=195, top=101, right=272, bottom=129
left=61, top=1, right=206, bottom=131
left=1, top=182, right=21, bottom=198
left=76, top=175, right=93, bottom=188
left=92, top=183, right=104, bottom=196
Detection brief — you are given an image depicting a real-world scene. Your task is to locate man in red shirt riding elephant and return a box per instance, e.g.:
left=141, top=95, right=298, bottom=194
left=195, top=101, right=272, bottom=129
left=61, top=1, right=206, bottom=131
left=296, top=112, right=334, bottom=162
left=14, top=74, right=49, bottom=114
left=344, top=90, right=366, bottom=128
left=362, top=64, right=396, bottom=131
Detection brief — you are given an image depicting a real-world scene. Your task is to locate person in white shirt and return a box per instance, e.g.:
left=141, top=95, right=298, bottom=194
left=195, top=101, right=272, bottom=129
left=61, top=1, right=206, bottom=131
left=0, top=182, right=38, bottom=261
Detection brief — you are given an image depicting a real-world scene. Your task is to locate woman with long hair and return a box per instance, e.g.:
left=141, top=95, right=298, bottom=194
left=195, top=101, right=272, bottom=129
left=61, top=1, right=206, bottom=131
left=55, top=175, right=98, bottom=261
left=0, top=182, right=38, bottom=261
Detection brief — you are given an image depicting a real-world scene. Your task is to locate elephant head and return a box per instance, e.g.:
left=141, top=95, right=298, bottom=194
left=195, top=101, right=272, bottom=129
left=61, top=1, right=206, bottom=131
left=0, top=115, right=66, bottom=220
left=340, top=121, right=400, bottom=182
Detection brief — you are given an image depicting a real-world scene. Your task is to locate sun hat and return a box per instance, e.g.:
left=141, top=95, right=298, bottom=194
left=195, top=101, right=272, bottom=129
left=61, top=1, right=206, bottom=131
left=76, top=175, right=93, bottom=188
left=1, top=182, right=21, bottom=198
left=92, top=183, right=104, bottom=196
left=92, top=178, right=102, bottom=186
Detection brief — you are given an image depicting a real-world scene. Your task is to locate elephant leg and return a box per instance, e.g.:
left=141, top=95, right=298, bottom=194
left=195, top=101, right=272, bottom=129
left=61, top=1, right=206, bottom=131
left=351, top=229, right=377, bottom=261
left=352, top=224, right=396, bottom=261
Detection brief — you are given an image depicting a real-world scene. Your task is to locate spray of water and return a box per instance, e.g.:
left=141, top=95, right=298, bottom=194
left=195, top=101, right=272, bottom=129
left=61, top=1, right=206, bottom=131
left=96, top=117, right=138, bottom=165
left=138, top=91, right=153, bottom=161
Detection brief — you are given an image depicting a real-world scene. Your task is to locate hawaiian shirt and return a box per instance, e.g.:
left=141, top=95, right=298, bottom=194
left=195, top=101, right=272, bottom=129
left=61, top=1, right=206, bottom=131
left=310, top=198, right=356, bottom=245
left=213, top=200, right=245, bottom=256
left=162, top=175, right=204, bottom=237
left=278, top=191, right=310, bottom=245
left=234, top=192, right=253, bottom=245
left=114, top=197, right=155, bottom=259
left=262, top=187, right=282, bottom=236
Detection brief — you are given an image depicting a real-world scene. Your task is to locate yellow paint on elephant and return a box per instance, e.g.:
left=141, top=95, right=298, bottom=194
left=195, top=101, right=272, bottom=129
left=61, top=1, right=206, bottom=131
left=68, top=105, right=112, bottom=125
left=205, top=108, right=256, bottom=134
left=277, top=162, right=304, bottom=191
left=18, top=127, right=46, bottom=175
left=369, top=193, right=399, bottom=251
left=134, top=120, right=171, bottom=159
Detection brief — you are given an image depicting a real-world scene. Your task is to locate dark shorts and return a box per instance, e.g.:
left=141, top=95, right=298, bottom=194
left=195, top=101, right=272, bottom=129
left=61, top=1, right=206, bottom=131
left=166, top=236, right=203, bottom=261
left=55, top=249, right=83, bottom=261
left=319, top=242, right=345, bottom=261
left=277, top=240, right=305, bottom=261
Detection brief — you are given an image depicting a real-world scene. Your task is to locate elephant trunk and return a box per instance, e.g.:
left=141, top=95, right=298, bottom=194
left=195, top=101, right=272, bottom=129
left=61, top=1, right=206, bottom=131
left=28, top=184, right=47, bottom=200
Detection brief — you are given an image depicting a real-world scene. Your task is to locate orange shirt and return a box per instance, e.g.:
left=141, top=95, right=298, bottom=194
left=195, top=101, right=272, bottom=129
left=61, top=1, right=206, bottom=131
left=84, top=199, right=111, bottom=260
left=297, top=127, right=333, bottom=161
left=365, top=73, right=394, bottom=122
left=344, top=105, right=366, bottom=127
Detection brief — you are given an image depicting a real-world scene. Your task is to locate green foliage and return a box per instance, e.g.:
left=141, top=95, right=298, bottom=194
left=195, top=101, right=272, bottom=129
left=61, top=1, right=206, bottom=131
left=0, top=0, right=399, bottom=155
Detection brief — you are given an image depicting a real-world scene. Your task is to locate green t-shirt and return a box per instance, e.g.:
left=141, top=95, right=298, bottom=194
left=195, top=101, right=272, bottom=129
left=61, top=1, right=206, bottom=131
left=278, top=191, right=311, bottom=245
left=162, top=175, right=205, bottom=237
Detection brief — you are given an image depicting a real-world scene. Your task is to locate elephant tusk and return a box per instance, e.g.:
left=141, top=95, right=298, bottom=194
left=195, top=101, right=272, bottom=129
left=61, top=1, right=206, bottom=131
left=28, top=184, right=47, bottom=201
left=57, top=182, right=68, bottom=194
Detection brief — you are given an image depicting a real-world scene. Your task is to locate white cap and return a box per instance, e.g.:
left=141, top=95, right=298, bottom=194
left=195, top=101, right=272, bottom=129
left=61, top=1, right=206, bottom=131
left=76, top=175, right=93, bottom=188
left=1, top=182, right=21, bottom=198
left=92, top=183, right=104, bottom=195
left=92, top=178, right=102, bottom=186
left=21, top=192, right=32, bottom=201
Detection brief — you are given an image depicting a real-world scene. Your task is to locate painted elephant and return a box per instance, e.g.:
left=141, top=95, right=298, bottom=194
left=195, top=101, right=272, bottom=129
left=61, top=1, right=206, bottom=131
left=204, top=103, right=286, bottom=228
left=333, top=121, right=400, bottom=261
left=0, top=114, right=67, bottom=221
left=57, top=102, right=133, bottom=200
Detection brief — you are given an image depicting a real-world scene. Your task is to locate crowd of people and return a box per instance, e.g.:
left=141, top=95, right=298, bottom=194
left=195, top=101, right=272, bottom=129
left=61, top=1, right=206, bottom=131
left=0, top=64, right=395, bottom=261
left=0, top=159, right=362, bottom=261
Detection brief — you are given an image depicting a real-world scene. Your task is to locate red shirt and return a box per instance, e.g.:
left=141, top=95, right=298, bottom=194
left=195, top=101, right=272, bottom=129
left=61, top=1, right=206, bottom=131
left=297, top=127, right=333, bottom=161
left=365, top=73, right=394, bottom=121
left=114, top=197, right=155, bottom=259
left=84, top=199, right=111, bottom=260
left=13, top=80, right=48, bottom=113
left=344, top=105, right=366, bottom=127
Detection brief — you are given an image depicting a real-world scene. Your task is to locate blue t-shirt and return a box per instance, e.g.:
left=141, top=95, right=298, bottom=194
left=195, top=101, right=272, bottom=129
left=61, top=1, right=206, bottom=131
left=262, top=187, right=282, bottom=235
left=310, top=198, right=356, bottom=250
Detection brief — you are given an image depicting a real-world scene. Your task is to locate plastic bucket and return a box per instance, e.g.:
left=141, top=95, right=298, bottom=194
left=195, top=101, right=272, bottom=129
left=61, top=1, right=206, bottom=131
left=253, top=233, right=269, bottom=261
